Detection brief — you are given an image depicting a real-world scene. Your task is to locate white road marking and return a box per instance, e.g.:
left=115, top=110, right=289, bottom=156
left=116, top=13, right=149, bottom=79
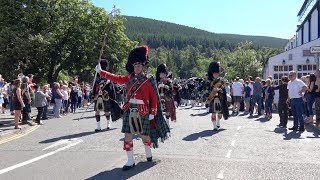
left=230, top=140, right=236, bottom=147
left=217, top=170, right=224, bottom=179
left=42, top=138, right=80, bottom=150
left=0, top=139, right=83, bottom=175
left=225, top=149, right=232, bottom=158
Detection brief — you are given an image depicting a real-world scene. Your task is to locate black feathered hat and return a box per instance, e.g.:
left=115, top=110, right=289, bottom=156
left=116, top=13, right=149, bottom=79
left=99, top=59, right=109, bottom=71
left=126, top=45, right=149, bottom=74
left=207, top=61, right=220, bottom=81
left=156, top=63, right=168, bottom=82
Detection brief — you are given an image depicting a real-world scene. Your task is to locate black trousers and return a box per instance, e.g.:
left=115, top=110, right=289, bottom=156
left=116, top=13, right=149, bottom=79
left=278, top=100, right=288, bottom=126
left=36, top=107, right=44, bottom=123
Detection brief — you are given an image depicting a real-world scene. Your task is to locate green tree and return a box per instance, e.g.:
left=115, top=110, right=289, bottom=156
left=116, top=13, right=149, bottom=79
left=0, top=0, right=135, bottom=84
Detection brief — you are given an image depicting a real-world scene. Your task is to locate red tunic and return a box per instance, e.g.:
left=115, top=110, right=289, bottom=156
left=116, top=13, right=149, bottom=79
left=100, top=70, right=157, bottom=116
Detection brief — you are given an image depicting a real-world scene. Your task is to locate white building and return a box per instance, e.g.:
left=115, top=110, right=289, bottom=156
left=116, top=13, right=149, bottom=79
left=263, top=0, right=320, bottom=84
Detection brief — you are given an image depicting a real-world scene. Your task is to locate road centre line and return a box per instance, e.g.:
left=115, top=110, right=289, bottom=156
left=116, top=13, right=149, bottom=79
left=0, top=139, right=83, bottom=175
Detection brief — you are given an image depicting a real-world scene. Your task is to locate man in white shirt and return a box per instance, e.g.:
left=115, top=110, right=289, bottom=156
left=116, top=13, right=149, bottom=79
left=231, top=77, right=244, bottom=115
left=287, top=71, right=307, bottom=132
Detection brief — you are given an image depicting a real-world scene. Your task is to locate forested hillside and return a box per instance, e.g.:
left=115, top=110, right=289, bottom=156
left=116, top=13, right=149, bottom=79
left=122, top=16, right=285, bottom=79
left=124, top=16, right=288, bottom=50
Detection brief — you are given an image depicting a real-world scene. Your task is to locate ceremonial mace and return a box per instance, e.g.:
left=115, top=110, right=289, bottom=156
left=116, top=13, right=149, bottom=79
left=78, top=6, right=120, bottom=121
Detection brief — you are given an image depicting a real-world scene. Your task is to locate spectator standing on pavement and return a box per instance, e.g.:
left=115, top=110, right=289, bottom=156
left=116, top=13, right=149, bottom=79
left=7, top=81, right=15, bottom=115
left=273, top=76, right=289, bottom=128
left=53, top=82, right=64, bottom=118
left=21, top=76, right=32, bottom=124
left=243, top=81, right=251, bottom=114
left=61, top=85, right=69, bottom=115
left=304, top=73, right=316, bottom=124
left=250, top=77, right=263, bottom=116
left=264, top=79, right=274, bottom=119
left=314, top=70, right=320, bottom=127
left=41, top=85, right=50, bottom=120
left=70, top=86, right=78, bottom=113
left=12, top=79, right=25, bottom=129
left=34, top=85, right=49, bottom=125
left=76, top=84, right=83, bottom=108
left=231, top=77, right=243, bottom=115
left=287, top=71, right=307, bottom=132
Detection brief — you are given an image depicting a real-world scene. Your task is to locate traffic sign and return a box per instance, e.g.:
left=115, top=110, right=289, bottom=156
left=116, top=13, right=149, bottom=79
left=310, top=46, right=320, bottom=53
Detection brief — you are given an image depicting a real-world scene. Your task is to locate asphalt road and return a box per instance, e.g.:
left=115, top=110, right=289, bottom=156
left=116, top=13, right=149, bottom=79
left=0, top=105, right=320, bottom=180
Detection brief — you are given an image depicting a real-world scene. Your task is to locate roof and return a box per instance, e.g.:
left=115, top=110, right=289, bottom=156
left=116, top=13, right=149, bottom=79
left=297, top=0, right=310, bottom=16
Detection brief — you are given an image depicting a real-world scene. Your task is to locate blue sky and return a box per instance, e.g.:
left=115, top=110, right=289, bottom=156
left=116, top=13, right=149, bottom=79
left=91, top=0, right=304, bottom=39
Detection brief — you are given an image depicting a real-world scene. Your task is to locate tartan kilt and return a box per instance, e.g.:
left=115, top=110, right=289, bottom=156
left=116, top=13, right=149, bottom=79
left=209, top=97, right=221, bottom=113
left=121, top=105, right=150, bottom=136
left=94, top=99, right=111, bottom=112
left=164, top=98, right=176, bottom=120
left=164, top=98, right=175, bottom=113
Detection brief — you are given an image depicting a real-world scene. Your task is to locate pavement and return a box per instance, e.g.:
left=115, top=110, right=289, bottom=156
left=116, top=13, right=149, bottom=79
left=0, top=107, right=55, bottom=139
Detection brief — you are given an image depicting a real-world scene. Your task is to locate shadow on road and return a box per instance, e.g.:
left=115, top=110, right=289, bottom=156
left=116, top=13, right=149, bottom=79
left=190, top=112, right=209, bottom=116
left=119, top=134, right=141, bottom=141
left=273, top=127, right=288, bottom=134
left=254, top=117, right=269, bottom=123
left=182, top=129, right=226, bottom=141
left=283, top=131, right=303, bottom=140
left=72, top=115, right=96, bottom=121
left=39, top=128, right=117, bottom=143
left=86, top=161, right=159, bottom=180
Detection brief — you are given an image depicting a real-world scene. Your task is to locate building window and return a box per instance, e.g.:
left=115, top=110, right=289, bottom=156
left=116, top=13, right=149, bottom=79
left=288, top=54, right=293, bottom=60
left=279, top=66, right=283, bottom=71
left=298, top=65, right=302, bottom=71
left=303, top=65, right=307, bottom=71
left=289, top=65, right=293, bottom=71
left=273, top=65, right=292, bottom=85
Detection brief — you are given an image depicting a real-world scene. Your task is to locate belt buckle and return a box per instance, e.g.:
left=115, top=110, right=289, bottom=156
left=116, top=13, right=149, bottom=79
left=130, top=108, right=138, bottom=112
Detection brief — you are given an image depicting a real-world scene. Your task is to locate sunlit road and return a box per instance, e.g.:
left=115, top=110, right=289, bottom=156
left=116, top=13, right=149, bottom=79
left=1, top=105, right=320, bottom=180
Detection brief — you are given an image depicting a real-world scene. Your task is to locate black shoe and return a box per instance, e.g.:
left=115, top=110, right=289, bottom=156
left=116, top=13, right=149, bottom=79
left=213, top=128, right=218, bottom=131
left=288, top=127, right=297, bottom=131
left=41, top=117, right=48, bottom=120
left=217, top=126, right=220, bottom=128
left=298, top=128, right=305, bottom=132
left=122, top=163, right=135, bottom=171
left=106, top=127, right=110, bottom=130
left=147, top=157, right=152, bottom=162
left=94, top=128, right=101, bottom=132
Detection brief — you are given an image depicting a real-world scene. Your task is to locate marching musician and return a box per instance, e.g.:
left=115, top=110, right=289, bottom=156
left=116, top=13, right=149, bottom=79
left=95, top=45, right=170, bottom=171
left=91, top=59, right=122, bottom=132
left=207, top=62, right=229, bottom=131
left=156, top=64, right=177, bottom=127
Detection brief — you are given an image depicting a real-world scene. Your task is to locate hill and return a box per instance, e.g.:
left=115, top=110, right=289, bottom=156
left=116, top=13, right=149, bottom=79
left=123, top=16, right=288, bottom=49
